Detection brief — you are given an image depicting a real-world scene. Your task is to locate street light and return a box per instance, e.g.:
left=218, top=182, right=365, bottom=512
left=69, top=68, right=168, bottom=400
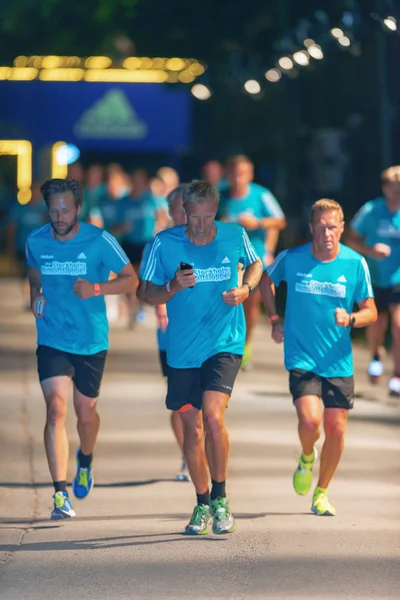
left=338, top=36, right=351, bottom=47
left=383, top=16, right=397, bottom=31
left=331, top=28, right=344, bottom=39
left=307, top=44, right=324, bottom=60
left=191, top=83, right=212, bottom=100
left=265, top=68, right=282, bottom=82
left=278, top=57, right=294, bottom=70
left=293, top=51, right=310, bottom=66
left=244, top=79, right=261, bottom=94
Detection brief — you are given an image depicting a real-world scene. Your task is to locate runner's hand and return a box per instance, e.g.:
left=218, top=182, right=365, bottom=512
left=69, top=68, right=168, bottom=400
left=222, top=286, right=249, bottom=306
left=155, top=304, right=168, bottom=332
left=32, top=293, right=46, bottom=319
left=73, top=278, right=95, bottom=299
left=172, top=267, right=196, bottom=291
left=271, top=322, right=284, bottom=343
left=238, top=214, right=260, bottom=230
left=335, top=308, right=350, bottom=327
left=371, top=243, right=391, bottom=259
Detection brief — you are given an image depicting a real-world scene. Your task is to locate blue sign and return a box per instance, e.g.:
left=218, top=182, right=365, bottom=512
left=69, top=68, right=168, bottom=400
left=0, top=82, right=192, bottom=152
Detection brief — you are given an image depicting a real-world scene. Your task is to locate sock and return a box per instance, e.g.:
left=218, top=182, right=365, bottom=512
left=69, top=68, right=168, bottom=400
left=373, top=353, right=381, bottom=362
left=53, top=481, right=67, bottom=494
left=211, top=480, right=226, bottom=500
left=302, top=450, right=315, bottom=463
left=78, top=449, right=92, bottom=469
left=196, top=491, right=210, bottom=506
left=314, top=485, right=327, bottom=496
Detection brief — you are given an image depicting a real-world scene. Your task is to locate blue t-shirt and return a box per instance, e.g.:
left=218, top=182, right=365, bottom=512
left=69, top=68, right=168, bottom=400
left=120, top=192, right=159, bottom=245
left=98, top=195, right=125, bottom=235
left=139, top=240, right=167, bottom=352
left=350, top=197, right=400, bottom=288
left=26, top=222, right=129, bottom=355
left=143, top=222, right=259, bottom=368
left=267, top=243, right=374, bottom=378
left=9, top=201, right=47, bottom=252
left=218, top=183, right=284, bottom=264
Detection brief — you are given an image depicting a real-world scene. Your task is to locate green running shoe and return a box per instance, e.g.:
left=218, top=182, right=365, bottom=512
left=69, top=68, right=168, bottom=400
left=210, top=497, right=236, bottom=534
left=311, top=489, right=336, bottom=516
left=184, top=504, right=210, bottom=535
left=293, top=447, right=318, bottom=495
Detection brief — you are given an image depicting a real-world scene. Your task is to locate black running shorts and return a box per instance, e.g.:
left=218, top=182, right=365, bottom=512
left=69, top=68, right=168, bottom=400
left=159, top=350, right=168, bottom=378
left=289, top=369, right=354, bottom=410
left=373, top=286, right=400, bottom=313
left=36, top=345, right=107, bottom=398
left=166, top=352, right=242, bottom=412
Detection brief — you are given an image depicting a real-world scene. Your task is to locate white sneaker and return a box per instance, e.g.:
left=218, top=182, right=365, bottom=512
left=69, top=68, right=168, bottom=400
left=388, top=376, right=400, bottom=397
left=176, top=458, right=191, bottom=482
left=368, top=359, right=383, bottom=384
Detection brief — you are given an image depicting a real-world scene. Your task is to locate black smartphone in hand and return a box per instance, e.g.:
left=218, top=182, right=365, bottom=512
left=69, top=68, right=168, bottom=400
left=180, top=262, right=193, bottom=271
left=180, top=262, right=194, bottom=288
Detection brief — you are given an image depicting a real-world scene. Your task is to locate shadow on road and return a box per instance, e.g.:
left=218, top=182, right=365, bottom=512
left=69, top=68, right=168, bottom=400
left=0, top=532, right=227, bottom=551
left=0, top=511, right=308, bottom=526
left=0, top=478, right=176, bottom=489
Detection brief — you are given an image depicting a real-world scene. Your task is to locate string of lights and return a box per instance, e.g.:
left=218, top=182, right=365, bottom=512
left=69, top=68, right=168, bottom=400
left=191, top=8, right=399, bottom=101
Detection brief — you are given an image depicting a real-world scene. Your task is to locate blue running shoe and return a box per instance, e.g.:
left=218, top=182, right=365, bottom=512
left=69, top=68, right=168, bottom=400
left=72, top=450, right=94, bottom=500
left=51, top=492, right=76, bottom=520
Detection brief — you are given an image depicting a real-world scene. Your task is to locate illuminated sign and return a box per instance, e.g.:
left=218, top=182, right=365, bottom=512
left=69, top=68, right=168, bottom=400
left=74, top=90, right=147, bottom=140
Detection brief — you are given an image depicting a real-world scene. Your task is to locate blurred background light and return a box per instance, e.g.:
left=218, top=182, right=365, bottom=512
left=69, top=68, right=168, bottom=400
left=265, top=68, right=282, bottom=82
left=307, top=44, right=324, bottom=60
left=278, top=57, right=294, bottom=70
left=191, top=83, right=212, bottom=100
left=293, top=51, right=310, bottom=66
left=244, top=79, right=261, bottom=94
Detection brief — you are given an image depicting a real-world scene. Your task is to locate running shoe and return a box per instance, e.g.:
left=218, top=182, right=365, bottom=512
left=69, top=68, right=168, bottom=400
left=388, top=376, right=400, bottom=397
left=176, top=458, right=191, bottom=482
left=368, top=358, right=384, bottom=385
left=293, top=447, right=318, bottom=495
left=72, top=450, right=94, bottom=500
left=184, top=504, right=210, bottom=535
left=210, top=497, right=236, bottom=534
left=241, top=343, right=253, bottom=371
left=51, top=491, right=76, bottom=520
left=311, top=489, right=336, bottom=516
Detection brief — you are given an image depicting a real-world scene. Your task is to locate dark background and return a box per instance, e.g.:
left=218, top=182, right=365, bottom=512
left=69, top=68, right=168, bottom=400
left=1, top=0, right=400, bottom=220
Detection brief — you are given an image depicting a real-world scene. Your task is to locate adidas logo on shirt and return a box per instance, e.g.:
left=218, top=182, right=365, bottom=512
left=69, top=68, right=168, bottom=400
left=221, top=256, right=231, bottom=264
left=77, top=252, right=87, bottom=259
left=337, top=275, right=347, bottom=283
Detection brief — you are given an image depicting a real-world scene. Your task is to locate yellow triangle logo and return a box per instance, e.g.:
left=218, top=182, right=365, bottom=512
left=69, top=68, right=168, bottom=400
left=74, top=89, right=148, bottom=139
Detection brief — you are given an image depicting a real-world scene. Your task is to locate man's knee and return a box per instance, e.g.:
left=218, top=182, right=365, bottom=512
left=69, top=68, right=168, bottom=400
left=46, top=396, right=68, bottom=426
left=299, top=415, right=321, bottom=436
left=324, top=417, right=346, bottom=439
left=75, top=397, right=98, bottom=424
left=203, top=411, right=225, bottom=437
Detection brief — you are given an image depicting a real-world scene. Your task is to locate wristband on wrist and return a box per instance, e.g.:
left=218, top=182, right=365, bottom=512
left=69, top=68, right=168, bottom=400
left=93, top=283, right=101, bottom=297
left=166, top=281, right=175, bottom=294
left=269, top=314, right=280, bottom=324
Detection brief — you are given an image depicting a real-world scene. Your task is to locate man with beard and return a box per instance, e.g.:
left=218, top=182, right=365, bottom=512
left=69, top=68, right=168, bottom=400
left=26, top=179, right=137, bottom=520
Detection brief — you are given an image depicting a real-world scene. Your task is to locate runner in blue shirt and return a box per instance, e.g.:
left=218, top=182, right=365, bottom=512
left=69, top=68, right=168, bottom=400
left=7, top=182, right=47, bottom=307
left=26, top=178, right=137, bottom=520
left=144, top=180, right=262, bottom=536
left=137, top=184, right=191, bottom=482
left=218, top=154, right=286, bottom=370
left=347, top=166, right=400, bottom=396
left=261, top=199, right=377, bottom=517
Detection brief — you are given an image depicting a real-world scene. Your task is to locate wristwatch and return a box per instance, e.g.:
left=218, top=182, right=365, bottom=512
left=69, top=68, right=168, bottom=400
left=243, top=281, right=253, bottom=296
left=348, top=314, right=356, bottom=328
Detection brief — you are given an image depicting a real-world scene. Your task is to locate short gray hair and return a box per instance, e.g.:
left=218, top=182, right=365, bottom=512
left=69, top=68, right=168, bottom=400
left=182, top=180, right=220, bottom=207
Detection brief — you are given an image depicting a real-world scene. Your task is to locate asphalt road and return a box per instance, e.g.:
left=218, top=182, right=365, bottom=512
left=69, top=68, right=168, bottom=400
left=0, top=279, right=399, bottom=600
